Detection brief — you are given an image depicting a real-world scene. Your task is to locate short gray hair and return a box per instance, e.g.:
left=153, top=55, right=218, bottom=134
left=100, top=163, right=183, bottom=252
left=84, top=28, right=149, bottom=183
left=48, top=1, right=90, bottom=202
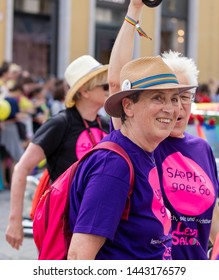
left=162, top=50, right=199, bottom=93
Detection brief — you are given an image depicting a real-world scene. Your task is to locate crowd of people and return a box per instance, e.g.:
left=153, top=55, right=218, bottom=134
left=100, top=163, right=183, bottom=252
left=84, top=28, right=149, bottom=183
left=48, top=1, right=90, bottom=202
left=0, top=61, right=67, bottom=188
left=1, top=0, right=219, bottom=260
left=107, top=0, right=219, bottom=261
left=195, top=78, right=219, bottom=103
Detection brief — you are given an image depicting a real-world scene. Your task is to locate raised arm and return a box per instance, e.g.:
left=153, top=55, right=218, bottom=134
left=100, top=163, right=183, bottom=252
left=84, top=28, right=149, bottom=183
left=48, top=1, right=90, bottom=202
left=108, top=0, right=145, bottom=129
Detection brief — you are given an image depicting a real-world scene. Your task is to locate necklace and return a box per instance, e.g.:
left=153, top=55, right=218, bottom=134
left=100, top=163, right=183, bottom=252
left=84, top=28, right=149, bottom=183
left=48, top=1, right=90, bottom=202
left=83, top=116, right=103, bottom=147
left=145, top=151, right=156, bottom=165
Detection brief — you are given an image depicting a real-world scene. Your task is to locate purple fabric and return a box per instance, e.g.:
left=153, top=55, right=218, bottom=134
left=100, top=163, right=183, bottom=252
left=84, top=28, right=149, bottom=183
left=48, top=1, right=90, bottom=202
left=155, top=132, right=219, bottom=259
left=69, top=130, right=172, bottom=260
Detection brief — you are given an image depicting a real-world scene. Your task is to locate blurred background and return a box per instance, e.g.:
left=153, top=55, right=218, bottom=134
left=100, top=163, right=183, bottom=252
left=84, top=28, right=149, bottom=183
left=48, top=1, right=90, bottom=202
left=1, top=0, right=219, bottom=259
left=0, top=0, right=219, bottom=82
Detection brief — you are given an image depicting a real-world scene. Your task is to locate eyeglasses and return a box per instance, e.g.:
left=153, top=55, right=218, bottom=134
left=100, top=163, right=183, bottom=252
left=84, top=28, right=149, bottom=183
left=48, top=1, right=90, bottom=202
left=179, top=92, right=195, bottom=105
left=101, top=84, right=109, bottom=91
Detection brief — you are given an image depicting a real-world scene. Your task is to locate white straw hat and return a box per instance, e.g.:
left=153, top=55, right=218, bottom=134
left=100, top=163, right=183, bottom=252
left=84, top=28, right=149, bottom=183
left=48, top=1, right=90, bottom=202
left=104, top=56, right=197, bottom=118
left=64, top=55, right=108, bottom=108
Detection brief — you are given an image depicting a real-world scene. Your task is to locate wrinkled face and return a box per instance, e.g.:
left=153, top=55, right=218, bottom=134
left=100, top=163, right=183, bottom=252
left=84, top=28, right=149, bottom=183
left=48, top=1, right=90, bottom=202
left=122, top=89, right=180, bottom=147
left=170, top=72, right=193, bottom=138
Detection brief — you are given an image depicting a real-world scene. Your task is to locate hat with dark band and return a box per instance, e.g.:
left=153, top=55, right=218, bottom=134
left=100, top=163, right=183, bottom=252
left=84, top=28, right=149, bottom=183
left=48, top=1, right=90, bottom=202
left=104, top=56, right=197, bottom=118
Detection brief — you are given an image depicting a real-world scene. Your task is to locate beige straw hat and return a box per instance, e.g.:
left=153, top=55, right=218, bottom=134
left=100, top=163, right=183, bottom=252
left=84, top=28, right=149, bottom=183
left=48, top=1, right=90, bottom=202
left=104, top=56, right=197, bottom=118
left=64, top=55, right=108, bottom=108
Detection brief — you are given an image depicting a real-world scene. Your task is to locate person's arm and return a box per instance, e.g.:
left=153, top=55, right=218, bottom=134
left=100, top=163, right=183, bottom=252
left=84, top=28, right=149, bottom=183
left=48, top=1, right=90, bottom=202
left=210, top=200, right=219, bottom=244
left=5, top=143, right=45, bottom=249
left=67, top=150, right=131, bottom=260
left=108, top=0, right=144, bottom=129
left=67, top=233, right=106, bottom=260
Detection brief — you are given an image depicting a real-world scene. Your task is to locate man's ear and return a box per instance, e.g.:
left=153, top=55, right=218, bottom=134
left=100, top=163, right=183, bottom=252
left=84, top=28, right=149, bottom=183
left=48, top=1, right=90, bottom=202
left=122, top=97, right=134, bottom=117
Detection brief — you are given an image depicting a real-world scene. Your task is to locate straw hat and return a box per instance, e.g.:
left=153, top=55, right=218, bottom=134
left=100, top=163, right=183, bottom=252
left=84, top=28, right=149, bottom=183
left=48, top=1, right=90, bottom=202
left=64, top=55, right=108, bottom=108
left=104, top=56, right=197, bottom=118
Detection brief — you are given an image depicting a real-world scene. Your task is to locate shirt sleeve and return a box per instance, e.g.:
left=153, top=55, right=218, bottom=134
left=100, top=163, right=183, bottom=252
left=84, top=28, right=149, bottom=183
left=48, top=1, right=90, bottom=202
left=32, top=112, right=67, bottom=158
left=72, top=151, right=131, bottom=241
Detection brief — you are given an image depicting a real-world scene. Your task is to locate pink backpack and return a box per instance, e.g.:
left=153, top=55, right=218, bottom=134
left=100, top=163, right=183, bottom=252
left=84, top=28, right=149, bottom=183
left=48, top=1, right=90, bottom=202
left=33, top=141, right=134, bottom=260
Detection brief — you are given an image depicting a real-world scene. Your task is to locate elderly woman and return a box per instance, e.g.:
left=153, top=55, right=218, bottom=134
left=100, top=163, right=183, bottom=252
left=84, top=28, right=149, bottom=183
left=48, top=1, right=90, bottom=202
left=109, top=0, right=219, bottom=260
left=67, top=56, right=195, bottom=260
left=6, top=55, right=110, bottom=250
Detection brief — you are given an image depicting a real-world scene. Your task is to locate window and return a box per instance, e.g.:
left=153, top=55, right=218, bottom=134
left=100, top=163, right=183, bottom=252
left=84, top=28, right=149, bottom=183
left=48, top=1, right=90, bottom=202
left=160, top=0, right=188, bottom=54
left=14, top=0, right=52, bottom=15
left=95, top=0, right=129, bottom=64
left=13, top=0, right=58, bottom=77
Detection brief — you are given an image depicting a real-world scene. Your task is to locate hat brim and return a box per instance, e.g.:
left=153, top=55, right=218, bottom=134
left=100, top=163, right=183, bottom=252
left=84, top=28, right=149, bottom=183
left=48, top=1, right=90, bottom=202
left=65, top=64, right=108, bottom=107
left=104, top=84, right=197, bottom=118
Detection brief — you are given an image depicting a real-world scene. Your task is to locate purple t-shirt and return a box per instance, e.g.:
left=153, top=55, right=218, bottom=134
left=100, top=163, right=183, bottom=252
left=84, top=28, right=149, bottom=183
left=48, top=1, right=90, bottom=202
left=69, top=130, right=172, bottom=260
left=155, top=132, right=219, bottom=259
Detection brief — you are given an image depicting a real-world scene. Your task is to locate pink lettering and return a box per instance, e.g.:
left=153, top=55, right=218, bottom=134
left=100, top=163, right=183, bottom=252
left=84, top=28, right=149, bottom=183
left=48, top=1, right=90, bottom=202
left=172, top=222, right=200, bottom=246
left=162, top=152, right=215, bottom=215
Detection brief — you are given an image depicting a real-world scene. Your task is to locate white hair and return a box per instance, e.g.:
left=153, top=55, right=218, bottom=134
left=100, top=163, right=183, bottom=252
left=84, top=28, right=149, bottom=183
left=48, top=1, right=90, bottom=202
left=162, top=50, right=199, bottom=93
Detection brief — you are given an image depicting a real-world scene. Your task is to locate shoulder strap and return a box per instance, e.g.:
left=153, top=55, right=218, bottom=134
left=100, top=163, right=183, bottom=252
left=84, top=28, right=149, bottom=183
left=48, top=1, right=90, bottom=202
left=67, top=141, right=134, bottom=220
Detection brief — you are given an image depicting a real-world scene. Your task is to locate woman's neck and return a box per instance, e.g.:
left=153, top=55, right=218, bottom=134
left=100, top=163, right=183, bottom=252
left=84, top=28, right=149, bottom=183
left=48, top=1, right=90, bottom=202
left=120, top=125, right=157, bottom=152
left=75, top=103, right=99, bottom=121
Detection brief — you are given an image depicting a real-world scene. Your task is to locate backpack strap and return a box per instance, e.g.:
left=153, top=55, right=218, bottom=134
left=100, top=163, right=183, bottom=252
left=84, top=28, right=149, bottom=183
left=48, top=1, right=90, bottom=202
left=67, top=141, right=134, bottom=220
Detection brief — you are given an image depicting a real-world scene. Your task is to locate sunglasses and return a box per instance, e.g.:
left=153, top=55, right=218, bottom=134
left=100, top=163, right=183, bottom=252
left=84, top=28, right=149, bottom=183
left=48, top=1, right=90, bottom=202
left=101, top=84, right=109, bottom=91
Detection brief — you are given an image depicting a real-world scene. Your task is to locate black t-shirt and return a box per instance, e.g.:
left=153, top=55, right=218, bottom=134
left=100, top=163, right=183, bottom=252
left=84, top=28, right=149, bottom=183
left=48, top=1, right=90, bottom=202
left=32, top=106, right=109, bottom=182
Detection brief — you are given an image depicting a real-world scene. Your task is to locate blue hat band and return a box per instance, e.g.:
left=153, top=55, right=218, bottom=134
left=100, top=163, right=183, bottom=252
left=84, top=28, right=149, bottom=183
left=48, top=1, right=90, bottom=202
left=131, top=73, right=178, bottom=89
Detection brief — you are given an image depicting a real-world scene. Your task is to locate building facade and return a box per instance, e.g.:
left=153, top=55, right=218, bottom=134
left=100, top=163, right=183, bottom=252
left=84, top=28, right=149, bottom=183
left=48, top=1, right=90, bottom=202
left=0, top=0, right=219, bottom=83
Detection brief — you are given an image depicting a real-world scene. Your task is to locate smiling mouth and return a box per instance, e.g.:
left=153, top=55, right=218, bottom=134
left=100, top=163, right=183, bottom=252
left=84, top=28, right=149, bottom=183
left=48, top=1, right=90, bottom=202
left=157, top=118, right=171, bottom=124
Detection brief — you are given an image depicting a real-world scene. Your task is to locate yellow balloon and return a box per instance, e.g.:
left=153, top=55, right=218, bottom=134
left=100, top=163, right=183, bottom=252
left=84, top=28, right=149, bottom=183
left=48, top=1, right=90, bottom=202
left=38, top=158, right=47, bottom=169
left=0, top=99, right=11, bottom=121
